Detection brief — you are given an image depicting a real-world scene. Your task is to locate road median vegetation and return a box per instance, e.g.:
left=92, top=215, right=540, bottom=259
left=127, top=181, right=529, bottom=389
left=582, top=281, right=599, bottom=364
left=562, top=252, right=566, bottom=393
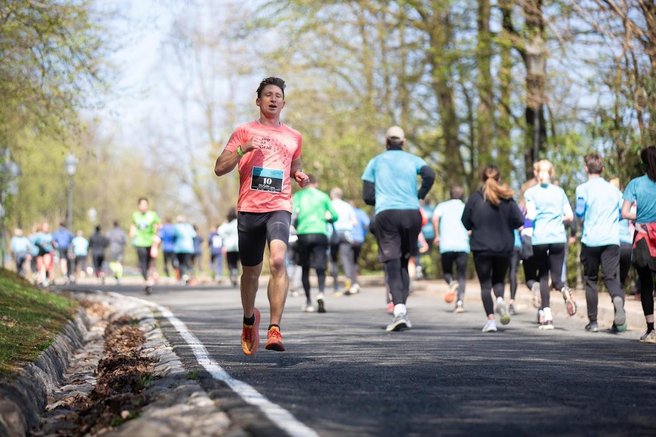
left=0, top=269, right=77, bottom=375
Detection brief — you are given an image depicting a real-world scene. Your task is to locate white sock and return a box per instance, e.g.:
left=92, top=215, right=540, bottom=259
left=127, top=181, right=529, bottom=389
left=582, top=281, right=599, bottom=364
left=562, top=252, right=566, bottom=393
left=393, top=304, right=407, bottom=317
left=496, top=296, right=504, bottom=304
left=317, top=292, right=325, bottom=300
left=544, top=307, right=553, bottom=321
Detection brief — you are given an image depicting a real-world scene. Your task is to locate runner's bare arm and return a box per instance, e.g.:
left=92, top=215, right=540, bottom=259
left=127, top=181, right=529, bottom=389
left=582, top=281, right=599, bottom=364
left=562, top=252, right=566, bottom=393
left=291, top=158, right=309, bottom=187
left=432, top=214, right=440, bottom=245
left=621, top=199, right=636, bottom=220
left=214, top=149, right=241, bottom=176
left=215, top=138, right=256, bottom=176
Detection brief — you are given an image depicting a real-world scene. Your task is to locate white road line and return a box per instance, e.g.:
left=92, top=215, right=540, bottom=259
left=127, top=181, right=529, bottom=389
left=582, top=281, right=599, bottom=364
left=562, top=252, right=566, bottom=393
left=136, top=297, right=318, bottom=437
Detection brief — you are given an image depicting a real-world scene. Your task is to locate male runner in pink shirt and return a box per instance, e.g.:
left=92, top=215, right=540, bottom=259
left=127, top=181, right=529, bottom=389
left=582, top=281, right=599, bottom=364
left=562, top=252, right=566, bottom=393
left=215, top=77, right=309, bottom=355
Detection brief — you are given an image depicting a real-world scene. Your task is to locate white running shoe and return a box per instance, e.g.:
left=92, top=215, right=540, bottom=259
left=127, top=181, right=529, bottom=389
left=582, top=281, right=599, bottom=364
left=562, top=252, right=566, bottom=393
left=561, top=286, right=577, bottom=316
left=302, top=303, right=315, bottom=312
left=495, top=298, right=511, bottom=325
left=482, top=319, right=497, bottom=332
left=613, top=296, right=626, bottom=326
left=348, top=283, right=361, bottom=295
left=386, top=313, right=411, bottom=332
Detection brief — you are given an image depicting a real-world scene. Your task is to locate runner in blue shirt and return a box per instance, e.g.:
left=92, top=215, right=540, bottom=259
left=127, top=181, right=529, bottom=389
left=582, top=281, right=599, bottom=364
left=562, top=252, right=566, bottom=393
left=621, top=146, right=656, bottom=343
left=575, top=154, right=625, bottom=333
left=159, top=218, right=178, bottom=278
left=432, top=185, right=470, bottom=313
left=71, top=230, right=89, bottom=283
left=362, top=125, right=435, bottom=332
left=52, top=222, right=74, bottom=283
left=174, top=215, right=197, bottom=285
left=524, top=160, right=576, bottom=330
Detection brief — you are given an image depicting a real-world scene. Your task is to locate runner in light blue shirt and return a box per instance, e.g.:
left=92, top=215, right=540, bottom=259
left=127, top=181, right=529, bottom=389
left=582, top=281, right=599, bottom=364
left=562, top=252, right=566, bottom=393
left=10, top=228, right=31, bottom=276
left=432, top=185, right=469, bottom=312
left=174, top=216, right=197, bottom=284
left=524, top=183, right=571, bottom=246
left=362, top=147, right=430, bottom=215
left=575, top=153, right=625, bottom=333
left=523, top=160, right=576, bottom=329
left=362, top=125, right=435, bottom=332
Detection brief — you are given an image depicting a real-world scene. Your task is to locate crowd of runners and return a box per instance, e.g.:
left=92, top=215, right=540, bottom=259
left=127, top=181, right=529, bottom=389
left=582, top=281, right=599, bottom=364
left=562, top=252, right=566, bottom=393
left=7, top=76, right=656, bottom=356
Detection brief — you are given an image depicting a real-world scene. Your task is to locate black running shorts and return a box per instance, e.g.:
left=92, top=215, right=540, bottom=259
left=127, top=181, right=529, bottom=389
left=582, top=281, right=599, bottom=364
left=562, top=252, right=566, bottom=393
left=238, top=211, right=291, bottom=267
left=296, top=233, right=329, bottom=269
left=374, top=209, right=423, bottom=263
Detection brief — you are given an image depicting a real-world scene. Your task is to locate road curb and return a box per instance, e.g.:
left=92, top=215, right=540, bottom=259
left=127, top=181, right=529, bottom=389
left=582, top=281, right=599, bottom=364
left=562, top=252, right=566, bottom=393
left=77, top=290, right=238, bottom=436
left=0, top=308, right=90, bottom=436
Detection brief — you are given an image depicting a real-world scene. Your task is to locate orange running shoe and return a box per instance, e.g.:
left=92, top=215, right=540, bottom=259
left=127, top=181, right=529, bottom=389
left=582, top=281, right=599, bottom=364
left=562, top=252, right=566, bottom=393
left=241, top=308, right=260, bottom=356
left=265, top=326, right=285, bottom=351
left=444, top=281, right=457, bottom=304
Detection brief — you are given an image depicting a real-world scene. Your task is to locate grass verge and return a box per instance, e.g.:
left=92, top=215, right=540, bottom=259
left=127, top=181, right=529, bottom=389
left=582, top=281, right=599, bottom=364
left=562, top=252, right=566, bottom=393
left=0, top=268, right=77, bottom=375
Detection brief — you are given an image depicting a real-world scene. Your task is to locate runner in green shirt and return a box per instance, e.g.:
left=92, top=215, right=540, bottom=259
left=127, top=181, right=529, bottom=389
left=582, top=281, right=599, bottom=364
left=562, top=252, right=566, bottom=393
left=130, top=197, right=161, bottom=294
left=292, top=174, right=338, bottom=313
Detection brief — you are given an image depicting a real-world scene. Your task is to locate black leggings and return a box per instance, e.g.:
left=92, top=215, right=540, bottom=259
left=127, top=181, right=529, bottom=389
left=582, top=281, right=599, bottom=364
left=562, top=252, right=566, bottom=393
left=619, top=242, right=632, bottom=291
left=532, top=243, right=566, bottom=308
left=636, top=265, right=655, bottom=317
left=302, top=267, right=326, bottom=302
left=92, top=254, right=104, bottom=276
left=522, top=254, right=538, bottom=290
left=385, top=258, right=411, bottom=306
left=473, top=253, right=510, bottom=316
left=509, top=248, right=521, bottom=300
left=136, top=246, right=152, bottom=280
left=176, top=252, right=193, bottom=278
left=440, top=251, right=468, bottom=301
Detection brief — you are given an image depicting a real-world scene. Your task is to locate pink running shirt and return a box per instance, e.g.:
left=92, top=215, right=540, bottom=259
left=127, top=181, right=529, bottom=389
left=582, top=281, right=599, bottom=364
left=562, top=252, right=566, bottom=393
left=225, top=121, right=302, bottom=213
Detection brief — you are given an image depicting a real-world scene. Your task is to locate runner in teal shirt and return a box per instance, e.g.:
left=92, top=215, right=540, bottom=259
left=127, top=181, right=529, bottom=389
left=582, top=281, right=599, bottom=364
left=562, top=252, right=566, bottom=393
left=575, top=154, right=625, bottom=333
left=621, top=146, right=656, bottom=342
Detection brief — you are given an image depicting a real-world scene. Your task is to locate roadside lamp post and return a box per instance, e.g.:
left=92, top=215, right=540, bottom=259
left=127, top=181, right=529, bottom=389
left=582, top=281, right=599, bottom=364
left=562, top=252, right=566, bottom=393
left=526, top=36, right=545, bottom=167
left=65, top=153, right=77, bottom=230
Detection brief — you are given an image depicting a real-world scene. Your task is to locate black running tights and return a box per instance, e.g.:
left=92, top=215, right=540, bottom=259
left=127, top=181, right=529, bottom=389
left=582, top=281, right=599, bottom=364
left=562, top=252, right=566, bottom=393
left=385, top=258, right=410, bottom=306
left=473, top=253, right=509, bottom=316
left=302, top=267, right=326, bottom=302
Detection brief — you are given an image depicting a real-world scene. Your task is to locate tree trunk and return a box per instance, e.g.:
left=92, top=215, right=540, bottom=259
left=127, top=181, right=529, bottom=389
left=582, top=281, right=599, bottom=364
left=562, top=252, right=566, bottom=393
left=523, top=0, right=547, bottom=180
left=476, top=0, right=494, bottom=172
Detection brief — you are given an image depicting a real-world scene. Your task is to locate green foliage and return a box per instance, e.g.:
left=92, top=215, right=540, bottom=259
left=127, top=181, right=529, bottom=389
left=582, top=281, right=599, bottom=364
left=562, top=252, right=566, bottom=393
left=0, top=0, right=108, bottom=139
left=0, top=268, right=76, bottom=375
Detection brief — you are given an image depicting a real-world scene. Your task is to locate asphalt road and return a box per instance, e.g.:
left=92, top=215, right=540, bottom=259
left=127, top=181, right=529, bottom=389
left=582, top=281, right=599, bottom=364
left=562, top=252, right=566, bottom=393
left=70, top=279, right=656, bottom=436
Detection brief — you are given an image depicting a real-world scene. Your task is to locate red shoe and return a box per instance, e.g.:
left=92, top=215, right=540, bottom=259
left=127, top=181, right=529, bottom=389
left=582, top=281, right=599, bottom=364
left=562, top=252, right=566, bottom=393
left=241, top=308, right=260, bottom=356
left=265, top=326, right=285, bottom=351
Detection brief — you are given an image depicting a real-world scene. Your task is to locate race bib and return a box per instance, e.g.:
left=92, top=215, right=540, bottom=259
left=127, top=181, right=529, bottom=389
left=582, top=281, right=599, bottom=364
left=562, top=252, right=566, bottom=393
left=251, top=166, right=284, bottom=192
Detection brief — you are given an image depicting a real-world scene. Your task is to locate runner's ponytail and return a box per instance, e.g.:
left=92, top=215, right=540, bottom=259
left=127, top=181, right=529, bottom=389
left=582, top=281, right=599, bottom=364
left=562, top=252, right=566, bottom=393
left=481, top=165, right=514, bottom=206
left=641, top=146, right=656, bottom=181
